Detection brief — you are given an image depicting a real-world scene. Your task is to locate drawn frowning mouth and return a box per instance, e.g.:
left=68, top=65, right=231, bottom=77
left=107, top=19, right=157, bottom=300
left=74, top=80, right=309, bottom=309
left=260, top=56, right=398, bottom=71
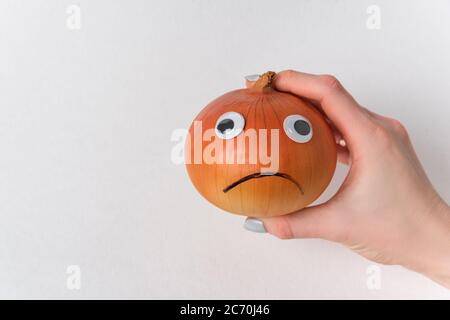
left=223, top=172, right=304, bottom=195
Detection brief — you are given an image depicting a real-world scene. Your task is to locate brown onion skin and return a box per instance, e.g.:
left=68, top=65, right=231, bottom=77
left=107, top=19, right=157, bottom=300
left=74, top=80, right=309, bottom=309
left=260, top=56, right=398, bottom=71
left=185, top=84, right=337, bottom=217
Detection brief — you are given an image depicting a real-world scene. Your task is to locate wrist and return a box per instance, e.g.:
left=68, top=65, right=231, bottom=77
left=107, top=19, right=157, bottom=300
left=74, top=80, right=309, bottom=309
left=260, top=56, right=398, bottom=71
left=406, top=198, right=450, bottom=288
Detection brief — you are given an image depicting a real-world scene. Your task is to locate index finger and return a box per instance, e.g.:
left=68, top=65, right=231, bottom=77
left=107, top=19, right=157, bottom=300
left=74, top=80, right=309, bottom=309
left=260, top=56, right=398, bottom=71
left=274, top=70, right=375, bottom=146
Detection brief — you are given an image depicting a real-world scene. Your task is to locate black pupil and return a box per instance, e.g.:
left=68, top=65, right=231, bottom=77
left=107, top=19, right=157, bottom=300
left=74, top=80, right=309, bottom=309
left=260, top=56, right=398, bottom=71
left=217, top=119, right=234, bottom=134
left=294, top=120, right=310, bottom=135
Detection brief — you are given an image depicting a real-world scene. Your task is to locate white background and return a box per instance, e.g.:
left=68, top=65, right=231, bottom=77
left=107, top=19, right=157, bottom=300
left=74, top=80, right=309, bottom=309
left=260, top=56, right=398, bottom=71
left=0, top=0, right=449, bottom=299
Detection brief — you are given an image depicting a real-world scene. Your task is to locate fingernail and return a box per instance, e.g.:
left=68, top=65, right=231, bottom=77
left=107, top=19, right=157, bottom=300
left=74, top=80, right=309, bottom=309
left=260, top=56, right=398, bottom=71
left=244, top=217, right=267, bottom=233
left=245, top=74, right=260, bottom=82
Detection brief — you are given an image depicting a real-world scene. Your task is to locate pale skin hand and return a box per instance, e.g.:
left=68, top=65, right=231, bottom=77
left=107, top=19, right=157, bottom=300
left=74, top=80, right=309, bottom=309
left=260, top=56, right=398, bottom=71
left=244, top=70, right=450, bottom=289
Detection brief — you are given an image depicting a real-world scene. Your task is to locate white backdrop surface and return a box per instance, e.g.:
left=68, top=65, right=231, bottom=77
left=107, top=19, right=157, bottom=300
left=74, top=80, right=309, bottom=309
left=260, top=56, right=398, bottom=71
left=0, top=0, right=449, bottom=299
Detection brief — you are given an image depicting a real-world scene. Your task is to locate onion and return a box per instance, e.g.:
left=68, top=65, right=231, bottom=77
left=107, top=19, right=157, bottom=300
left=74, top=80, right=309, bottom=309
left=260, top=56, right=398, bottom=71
left=185, top=72, right=336, bottom=217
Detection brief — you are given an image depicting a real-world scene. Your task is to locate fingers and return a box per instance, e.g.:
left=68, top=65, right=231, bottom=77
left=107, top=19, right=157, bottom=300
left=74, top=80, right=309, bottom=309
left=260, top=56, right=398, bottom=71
left=244, top=204, right=344, bottom=241
left=245, top=73, right=350, bottom=164
left=273, top=70, right=376, bottom=148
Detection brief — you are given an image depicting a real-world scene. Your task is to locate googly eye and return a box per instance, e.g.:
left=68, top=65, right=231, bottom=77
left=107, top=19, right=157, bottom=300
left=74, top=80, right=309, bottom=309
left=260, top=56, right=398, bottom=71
left=283, top=115, right=313, bottom=143
left=215, top=112, right=245, bottom=139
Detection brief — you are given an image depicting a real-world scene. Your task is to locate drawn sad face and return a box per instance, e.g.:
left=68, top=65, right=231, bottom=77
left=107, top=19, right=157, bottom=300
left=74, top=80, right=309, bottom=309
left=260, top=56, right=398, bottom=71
left=185, top=88, right=337, bottom=217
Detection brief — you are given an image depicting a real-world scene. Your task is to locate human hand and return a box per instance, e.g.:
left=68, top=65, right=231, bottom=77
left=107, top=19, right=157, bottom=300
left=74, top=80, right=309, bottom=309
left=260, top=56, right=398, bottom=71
left=243, top=70, right=450, bottom=289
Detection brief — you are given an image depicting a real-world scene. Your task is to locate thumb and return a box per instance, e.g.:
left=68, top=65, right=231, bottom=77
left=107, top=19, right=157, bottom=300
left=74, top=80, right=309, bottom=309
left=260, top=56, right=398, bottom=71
left=244, top=203, right=342, bottom=241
